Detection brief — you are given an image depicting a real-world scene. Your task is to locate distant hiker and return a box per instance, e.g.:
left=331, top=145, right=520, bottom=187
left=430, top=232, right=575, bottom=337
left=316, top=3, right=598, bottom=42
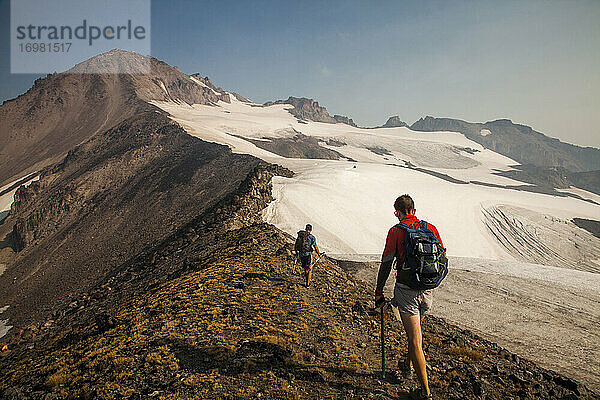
left=375, top=194, right=447, bottom=400
left=295, top=224, right=322, bottom=287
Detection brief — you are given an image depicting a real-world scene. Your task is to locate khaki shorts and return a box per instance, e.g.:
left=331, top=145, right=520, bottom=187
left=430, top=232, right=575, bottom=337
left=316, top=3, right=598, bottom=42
left=392, top=283, right=433, bottom=315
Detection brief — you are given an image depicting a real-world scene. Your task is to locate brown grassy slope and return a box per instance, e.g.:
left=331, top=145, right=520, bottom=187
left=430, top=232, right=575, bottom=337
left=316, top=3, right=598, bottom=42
left=0, top=222, right=594, bottom=399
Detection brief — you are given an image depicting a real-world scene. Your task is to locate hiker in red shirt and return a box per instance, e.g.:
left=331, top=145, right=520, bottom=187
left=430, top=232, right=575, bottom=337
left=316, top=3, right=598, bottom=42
left=375, top=194, right=445, bottom=400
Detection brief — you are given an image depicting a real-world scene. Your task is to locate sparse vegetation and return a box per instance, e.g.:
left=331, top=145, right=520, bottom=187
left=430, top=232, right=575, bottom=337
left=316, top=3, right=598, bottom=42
left=0, top=161, right=593, bottom=399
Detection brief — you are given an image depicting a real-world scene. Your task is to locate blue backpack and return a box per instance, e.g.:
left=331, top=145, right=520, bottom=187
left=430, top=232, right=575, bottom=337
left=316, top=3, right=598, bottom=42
left=396, top=220, right=448, bottom=290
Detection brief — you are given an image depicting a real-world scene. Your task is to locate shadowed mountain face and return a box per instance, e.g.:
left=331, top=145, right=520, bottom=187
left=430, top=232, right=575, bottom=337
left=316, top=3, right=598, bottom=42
left=0, top=49, right=230, bottom=188
left=570, top=170, right=600, bottom=195
left=493, top=165, right=600, bottom=195
left=0, top=111, right=285, bottom=333
left=235, top=133, right=350, bottom=160
left=411, top=116, right=600, bottom=172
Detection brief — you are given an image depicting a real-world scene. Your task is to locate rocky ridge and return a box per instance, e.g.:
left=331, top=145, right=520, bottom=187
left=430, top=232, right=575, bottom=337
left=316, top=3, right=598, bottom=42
left=410, top=116, right=600, bottom=173
left=0, top=180, right=595, bottom=399
left=264, top=97, right=356, bottom=126
left=235, top=133, right=350, bottom=161
left=334, top=114, right=358, bottom=127
left=492, top=164, right=600, bottom=195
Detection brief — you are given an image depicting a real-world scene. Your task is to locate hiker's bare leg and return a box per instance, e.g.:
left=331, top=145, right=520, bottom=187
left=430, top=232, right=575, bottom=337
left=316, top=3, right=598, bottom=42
left=406, top=314, right=425, bottom=369
left=401, top=312, right=430, bottom=395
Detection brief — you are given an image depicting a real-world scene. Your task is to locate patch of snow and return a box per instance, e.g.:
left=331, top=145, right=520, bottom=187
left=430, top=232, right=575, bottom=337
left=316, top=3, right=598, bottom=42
left=189, top=75, right=221, bottom=96
left=0, top=305, right=11, bottom=340
left=480, top=128, right=492, bottom=136
left=188, top=75, right=208, bottom=88
left=158, top=80, right=169, bottom=96
left=0, top=173, right=39, bottom=213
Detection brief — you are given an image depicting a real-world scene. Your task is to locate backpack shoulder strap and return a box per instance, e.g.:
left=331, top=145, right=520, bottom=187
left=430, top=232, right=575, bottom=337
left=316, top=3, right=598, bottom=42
left=395, top=222, right=414, bottom=231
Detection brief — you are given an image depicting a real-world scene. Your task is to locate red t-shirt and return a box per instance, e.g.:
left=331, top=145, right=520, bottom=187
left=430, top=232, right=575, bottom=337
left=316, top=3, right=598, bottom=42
left=381, top=214, right=445, bottom=264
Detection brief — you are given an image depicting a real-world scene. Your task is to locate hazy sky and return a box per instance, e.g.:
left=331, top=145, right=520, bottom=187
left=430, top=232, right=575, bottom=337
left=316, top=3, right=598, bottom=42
left=1, top=0, right=599, bottom=147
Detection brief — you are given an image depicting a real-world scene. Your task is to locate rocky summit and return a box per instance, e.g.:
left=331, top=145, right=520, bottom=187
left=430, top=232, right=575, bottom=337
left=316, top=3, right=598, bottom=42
left=0, top=49, right=230, bottom=188
left=264, top=97, right=355, bottom=127
left=379, top=116, right=408, bottom=128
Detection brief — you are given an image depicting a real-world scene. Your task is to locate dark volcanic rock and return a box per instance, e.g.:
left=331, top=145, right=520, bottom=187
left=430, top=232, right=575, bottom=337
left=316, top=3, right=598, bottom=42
left=236, top=134, right=349, bottom=160
left=264, top=96, right=337, bottom=123
left=94, top=312, right=117, bottom=333
left=494, top=165, right=600, bottom=195
left=333, top=114, right=357, bottom=127
left=495, top=164, right=572, bottom=189
left=263, top=97, right=357, bottom=126
left=410, top=116, right=600, bottom=173
left=572, top=218, right=600, bottom=238
left=570, top=170, right=600, bottom=195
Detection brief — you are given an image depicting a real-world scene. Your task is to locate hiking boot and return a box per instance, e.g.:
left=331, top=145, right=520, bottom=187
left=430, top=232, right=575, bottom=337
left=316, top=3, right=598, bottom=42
left=398, top=359, right=413, bottom=379
left=410, top=389, right=432, bottom=400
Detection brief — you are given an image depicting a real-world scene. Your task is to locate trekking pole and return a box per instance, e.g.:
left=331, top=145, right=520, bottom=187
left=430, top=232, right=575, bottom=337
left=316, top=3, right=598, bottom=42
left=380, top=302, right=386, bottom=380
left=310, top=254, right=323, bottom=269
left=292, top=254, right=298, bottom=274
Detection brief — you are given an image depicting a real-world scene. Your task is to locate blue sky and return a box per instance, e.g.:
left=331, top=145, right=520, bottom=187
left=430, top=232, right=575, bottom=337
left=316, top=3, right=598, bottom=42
left=1, top=0, right=599, bottom=147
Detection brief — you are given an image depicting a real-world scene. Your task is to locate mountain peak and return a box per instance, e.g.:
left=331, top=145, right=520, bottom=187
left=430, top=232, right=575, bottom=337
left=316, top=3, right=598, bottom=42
left=264, top=96, right=336, bottom=123
left=0, top=49, right=232, bottom=187
left=379, top=115, right=408, bottom=128
left=262, top=96, right=357, bottom=126
left=67, top=48, right=152, bottom=74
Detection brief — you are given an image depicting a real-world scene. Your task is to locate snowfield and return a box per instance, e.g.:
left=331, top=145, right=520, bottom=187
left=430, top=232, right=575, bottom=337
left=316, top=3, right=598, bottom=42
left=152, top=94, right=600, bottom=390
left=152, top=97, right=599, bottom=266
